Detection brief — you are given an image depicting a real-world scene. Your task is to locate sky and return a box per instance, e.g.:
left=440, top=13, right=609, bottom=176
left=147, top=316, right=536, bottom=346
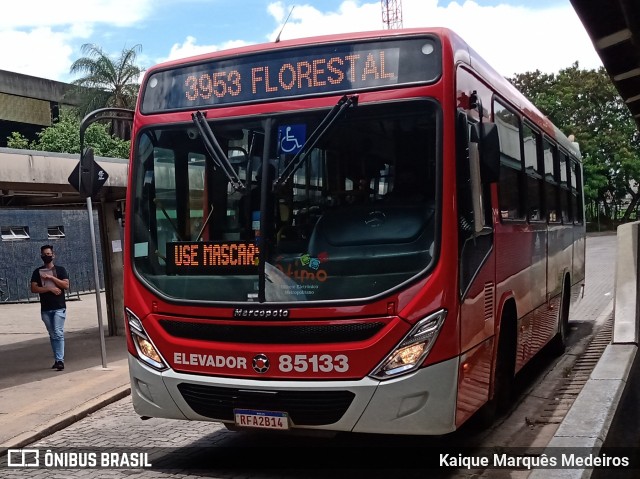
left=0, top=0, right=602, bottom=84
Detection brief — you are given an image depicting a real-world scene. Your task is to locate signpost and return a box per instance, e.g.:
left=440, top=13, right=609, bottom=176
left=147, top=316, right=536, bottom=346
left=68, top=107, right=134, bottom=369
left=67, top=149, right=109, bottom=199
left=68, top=148, right=110, bottom=368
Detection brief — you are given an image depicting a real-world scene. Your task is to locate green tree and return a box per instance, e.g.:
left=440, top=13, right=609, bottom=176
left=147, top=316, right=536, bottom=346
left=510, top=63, right=640, bottom=224
left=6, top=131, right=32, bottom=149
left=68, top=43, right=143, bottom=138
left=6, top=109, right=129, bottom=158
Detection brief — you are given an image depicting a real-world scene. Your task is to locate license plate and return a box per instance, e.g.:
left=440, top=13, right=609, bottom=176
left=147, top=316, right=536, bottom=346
left=233, top=409, right=289, bottom=430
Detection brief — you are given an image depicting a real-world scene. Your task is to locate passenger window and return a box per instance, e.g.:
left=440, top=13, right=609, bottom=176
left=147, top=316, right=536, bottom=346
left=558, top=151, right=571, bottom=223
left=570, top=160, right=584, bottom=224
left=495, top=101, right=525, bottom=221
left=543, top=139, right=559, bottom=223
left=523, top=123, right=543, bottom=222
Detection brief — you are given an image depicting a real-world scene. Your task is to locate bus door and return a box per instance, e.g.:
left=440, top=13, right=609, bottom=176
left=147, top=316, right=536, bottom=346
left=455, top=101, right=497, bottom=425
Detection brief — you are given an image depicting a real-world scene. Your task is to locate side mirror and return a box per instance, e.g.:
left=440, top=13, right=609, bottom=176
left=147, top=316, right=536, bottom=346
left=468, top=121, right=501, bottom=234
left=471, top=122, right=500, bottom=184
left=480, top=123, right=500, bottom=183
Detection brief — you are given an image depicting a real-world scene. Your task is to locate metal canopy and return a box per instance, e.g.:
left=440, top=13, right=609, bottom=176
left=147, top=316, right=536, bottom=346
left=571, top=0, right=640, bottom=128
left=0, top=148, right=127, bottom=208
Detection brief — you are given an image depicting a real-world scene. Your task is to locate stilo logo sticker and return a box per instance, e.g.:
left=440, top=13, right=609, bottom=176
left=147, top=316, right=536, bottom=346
left=252, top=354, right=270, bottom=373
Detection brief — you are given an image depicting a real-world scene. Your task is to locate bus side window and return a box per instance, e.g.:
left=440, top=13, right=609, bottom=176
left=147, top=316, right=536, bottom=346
left=558, top=151, right=571, bottom=223
left=494, top=100, right=526, bottom=221
left=569, top=159, right=584, bottom=224
left=523, top=123, right=543, bottom=222
left=543, top=139, right=560, bottom=223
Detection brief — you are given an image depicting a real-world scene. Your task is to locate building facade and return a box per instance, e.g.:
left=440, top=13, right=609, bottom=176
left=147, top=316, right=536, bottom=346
left=0, top=69, right=80, bottom=148
left=0, top=209, right=105, bottom=302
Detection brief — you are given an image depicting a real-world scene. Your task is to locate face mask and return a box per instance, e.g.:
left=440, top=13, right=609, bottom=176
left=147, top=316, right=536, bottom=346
left=41, top=255, right=53, bottom=264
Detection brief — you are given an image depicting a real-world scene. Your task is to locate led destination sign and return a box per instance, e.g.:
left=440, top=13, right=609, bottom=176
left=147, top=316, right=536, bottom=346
left=166, top=241, right=260, bottom=275
left=141, top=36, right=441, bottom=112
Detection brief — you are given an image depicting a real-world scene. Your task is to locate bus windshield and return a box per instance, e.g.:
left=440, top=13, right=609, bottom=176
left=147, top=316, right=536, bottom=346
left=131, top=99, right=439, bottom=303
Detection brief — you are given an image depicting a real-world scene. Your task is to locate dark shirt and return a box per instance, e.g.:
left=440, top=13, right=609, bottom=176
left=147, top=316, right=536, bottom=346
left=31, top=265, right=69, bottom=311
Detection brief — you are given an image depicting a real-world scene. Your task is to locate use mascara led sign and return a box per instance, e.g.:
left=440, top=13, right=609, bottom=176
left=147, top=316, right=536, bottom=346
left=141, top=36, right=441, bottom=112
left=166, top=241, right=260, bottom=275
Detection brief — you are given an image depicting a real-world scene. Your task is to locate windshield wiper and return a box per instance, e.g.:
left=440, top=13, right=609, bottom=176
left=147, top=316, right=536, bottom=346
left=192, top=111, right=246, bottom=193
left=272, top=94, right=358, bottom=191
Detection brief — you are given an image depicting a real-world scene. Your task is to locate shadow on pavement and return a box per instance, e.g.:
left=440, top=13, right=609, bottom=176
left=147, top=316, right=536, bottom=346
left=0, top=328, right=128, bottom=389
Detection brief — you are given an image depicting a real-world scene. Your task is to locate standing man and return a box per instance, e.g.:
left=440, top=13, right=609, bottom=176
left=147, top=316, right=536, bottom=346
left=30, top=245, right=70, bottom=371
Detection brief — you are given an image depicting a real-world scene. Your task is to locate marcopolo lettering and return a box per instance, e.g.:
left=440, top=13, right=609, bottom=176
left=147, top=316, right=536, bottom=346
left=234, top=308, right=289, bottom=318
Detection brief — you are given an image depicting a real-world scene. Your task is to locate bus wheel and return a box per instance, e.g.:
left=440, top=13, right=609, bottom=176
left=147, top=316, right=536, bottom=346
left=549, top=281, right=571, bottom=356
left=473, top=313, right=516, bottom=428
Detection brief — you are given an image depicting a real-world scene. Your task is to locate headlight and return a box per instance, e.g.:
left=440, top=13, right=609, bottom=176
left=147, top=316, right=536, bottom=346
left=125, top=308, right=168, bottom=371
left=369, top=309, right=446, bottom=380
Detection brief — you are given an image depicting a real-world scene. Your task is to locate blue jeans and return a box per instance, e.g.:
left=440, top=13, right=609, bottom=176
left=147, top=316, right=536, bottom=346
left=41, top=308, right=66, bottom=362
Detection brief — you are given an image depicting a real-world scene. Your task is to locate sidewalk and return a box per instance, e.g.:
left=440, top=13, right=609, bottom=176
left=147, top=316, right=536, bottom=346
left=0, top=293, right=131, bottom=448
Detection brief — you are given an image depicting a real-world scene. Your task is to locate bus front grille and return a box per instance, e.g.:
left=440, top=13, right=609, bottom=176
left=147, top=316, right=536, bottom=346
left=160, top=320, right=385, bottom=344
left=177, top=384, right=355, bottom=426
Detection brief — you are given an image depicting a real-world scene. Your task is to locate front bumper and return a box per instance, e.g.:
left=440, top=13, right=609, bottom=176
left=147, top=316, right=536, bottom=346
left=128, top=354, right=459, bottom=435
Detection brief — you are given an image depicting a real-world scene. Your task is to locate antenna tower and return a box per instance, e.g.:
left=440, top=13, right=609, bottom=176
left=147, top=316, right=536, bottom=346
left=381, top=0, right=403, bottom=29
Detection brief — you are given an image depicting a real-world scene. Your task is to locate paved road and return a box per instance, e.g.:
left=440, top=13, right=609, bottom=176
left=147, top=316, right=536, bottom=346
left=0, top=233, right=618, bottom=478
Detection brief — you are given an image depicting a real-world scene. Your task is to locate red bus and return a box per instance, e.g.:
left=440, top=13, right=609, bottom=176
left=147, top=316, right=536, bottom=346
left=121, top=27, right=585, bottom=435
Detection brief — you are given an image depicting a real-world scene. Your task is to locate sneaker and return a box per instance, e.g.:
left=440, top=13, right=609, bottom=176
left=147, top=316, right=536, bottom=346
left=51, top=362, right=58, bottom=369
left=55, top=361, right=64, bottom=371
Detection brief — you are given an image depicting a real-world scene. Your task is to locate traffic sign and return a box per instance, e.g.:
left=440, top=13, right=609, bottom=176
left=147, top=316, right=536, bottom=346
left=68, top=148, right=109, bottom=198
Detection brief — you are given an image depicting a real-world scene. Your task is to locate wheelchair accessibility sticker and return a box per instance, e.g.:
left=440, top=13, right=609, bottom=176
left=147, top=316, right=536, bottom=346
left=278, top=124, right=306, bottom=154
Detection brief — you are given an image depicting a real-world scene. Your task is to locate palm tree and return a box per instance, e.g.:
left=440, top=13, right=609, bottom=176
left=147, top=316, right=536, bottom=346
left=68, top=43, right=144, bottom=139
